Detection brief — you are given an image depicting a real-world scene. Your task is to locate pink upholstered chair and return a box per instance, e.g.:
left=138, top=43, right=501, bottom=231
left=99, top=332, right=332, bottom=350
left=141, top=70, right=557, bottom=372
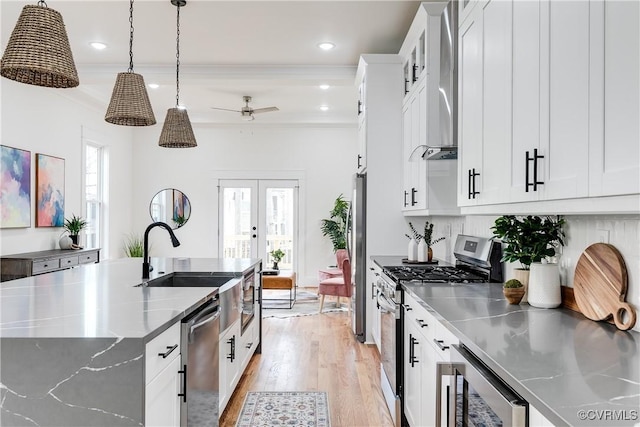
left=318, top=256, right=352, bottom=313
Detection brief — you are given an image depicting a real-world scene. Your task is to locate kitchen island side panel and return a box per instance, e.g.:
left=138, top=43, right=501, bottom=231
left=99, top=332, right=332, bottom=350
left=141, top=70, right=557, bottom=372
left=0, top=338, right=144, bottom=426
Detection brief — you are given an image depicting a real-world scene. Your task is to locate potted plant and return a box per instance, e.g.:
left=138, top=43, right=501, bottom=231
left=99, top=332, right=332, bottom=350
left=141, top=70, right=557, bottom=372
left=124, top=233, right=144, bottom=257
left=63, top=214, right=87, bottom=245
left=491, top=215, right=565, bottom=302
left=503, top=279, right=525, bottom=304
left=407, top=221, right=445, bottom=262
left=270, top=248, right=285, bottom=270
left=320, top=194, right=350, bottom=266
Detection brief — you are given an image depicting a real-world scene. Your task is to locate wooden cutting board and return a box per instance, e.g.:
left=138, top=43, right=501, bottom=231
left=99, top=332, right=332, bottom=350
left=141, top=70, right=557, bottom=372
left=574, top=243, right=636, bottom=331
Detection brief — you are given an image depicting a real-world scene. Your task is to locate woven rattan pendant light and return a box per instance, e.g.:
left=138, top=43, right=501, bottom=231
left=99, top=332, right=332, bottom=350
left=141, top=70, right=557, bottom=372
left=105, top=0, right=156, bottom=126
left=1, top=1, right=79, bottom=88
left=158, top=0, right=197, bottom=148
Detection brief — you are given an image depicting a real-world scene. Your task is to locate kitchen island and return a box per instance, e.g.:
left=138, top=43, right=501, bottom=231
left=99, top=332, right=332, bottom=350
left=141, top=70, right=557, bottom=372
left=404, top=282, right=640, bottom=426
left=0, top=257, right=261, bottom=426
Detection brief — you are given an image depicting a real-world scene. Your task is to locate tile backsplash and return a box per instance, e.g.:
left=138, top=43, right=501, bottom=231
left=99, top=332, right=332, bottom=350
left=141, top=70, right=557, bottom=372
left=423, top=214, right=640, bottom=332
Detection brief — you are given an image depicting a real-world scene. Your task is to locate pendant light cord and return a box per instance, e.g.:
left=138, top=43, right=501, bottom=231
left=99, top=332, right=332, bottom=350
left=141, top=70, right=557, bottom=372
left=128, top=0, right=134, bottom=72
left=37, top=0, right=48, bottom=6
left=175, top=4, right=181, bottom=108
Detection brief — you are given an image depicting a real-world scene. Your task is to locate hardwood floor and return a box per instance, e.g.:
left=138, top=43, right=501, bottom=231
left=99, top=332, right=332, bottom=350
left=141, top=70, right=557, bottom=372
left=220, top=310, right=394, bottom=427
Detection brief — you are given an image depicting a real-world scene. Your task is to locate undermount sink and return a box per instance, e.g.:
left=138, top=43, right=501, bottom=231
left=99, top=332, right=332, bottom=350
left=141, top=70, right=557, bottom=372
left=137, top=272, right=234, bottom=288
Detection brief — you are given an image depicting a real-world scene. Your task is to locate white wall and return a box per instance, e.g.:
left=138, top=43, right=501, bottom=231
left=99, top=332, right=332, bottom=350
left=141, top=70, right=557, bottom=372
left=417, top=214, right=640, bottom=333
left=0, top=80, right=134, bottom=259
left=130, top=124, right=358, bottom=285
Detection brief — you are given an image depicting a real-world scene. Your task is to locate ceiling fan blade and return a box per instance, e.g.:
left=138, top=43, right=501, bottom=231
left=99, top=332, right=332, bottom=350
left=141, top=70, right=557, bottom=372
left=251, top=106, right=279, bottom=114
left=210, top=107, right=241, bottom=113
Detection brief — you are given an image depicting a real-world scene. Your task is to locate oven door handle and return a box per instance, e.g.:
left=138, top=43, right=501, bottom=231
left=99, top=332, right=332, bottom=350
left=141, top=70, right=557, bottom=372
left=377, top=294, right=397, bottom=313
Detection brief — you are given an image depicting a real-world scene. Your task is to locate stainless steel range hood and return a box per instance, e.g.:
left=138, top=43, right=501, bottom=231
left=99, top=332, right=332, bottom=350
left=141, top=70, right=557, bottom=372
left=423, top=145, right=457, bottom=160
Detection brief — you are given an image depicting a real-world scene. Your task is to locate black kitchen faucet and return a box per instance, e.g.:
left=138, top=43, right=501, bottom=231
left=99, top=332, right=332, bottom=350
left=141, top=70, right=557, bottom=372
left=142, top=222, right=180, bottom=279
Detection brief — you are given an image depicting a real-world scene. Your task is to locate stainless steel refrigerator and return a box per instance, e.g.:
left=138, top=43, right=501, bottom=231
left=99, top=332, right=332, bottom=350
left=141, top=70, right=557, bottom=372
left=348, top=173, right=366, bottom=342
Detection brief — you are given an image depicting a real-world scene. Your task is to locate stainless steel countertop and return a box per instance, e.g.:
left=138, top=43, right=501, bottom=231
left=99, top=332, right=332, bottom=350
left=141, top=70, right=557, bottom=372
left=404, top=281, right=640, bottom=426
left=0, top=257, right=261, bottom=340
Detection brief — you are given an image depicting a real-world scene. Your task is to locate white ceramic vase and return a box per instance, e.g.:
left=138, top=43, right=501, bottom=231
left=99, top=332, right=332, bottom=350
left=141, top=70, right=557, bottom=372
left=528, top=262, right=561, bottom=308
left=408, top=238, right=418, bottom=261
left=417, top=240, right=428, bottom=262
left=59, top=235, right=72, bottom=250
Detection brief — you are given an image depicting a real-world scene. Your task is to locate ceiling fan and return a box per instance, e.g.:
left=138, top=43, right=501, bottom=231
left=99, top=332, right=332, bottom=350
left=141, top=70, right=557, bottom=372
left=211, top=96, right=279, bottom=121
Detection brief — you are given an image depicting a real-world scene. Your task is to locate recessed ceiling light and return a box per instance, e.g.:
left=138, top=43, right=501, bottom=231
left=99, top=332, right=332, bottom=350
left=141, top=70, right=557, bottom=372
left=89, top=42, right=107, bottom=50
left=319, top=84, right=330, bottom=90
left=148, top=83, right=160, bottom=89
left=317, top=42, right=335, bottom=51
left=320, top=105, right=329, bottom=111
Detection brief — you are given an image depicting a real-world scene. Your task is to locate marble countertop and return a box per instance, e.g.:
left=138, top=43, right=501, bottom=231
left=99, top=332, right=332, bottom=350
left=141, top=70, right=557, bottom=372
left=404, top=282, right=640, bottom=426
left=0, top=257, right=261, bottom=340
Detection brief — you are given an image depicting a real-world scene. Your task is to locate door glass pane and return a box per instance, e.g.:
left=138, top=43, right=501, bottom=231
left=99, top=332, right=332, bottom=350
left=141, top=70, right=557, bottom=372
left=223, top=188, right=252, bottom=258
left=264, top=187, right=294, bottom=269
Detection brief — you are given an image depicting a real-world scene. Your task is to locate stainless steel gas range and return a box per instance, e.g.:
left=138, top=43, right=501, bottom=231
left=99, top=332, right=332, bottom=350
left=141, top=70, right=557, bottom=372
left=376, top=234, right=503, bottom=427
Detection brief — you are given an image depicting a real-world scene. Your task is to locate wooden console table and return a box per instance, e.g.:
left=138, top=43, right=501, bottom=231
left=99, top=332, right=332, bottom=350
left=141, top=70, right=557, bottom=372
left=262, top=270, right=296, bottom=309
left=1, top=248, right=101, bottom=282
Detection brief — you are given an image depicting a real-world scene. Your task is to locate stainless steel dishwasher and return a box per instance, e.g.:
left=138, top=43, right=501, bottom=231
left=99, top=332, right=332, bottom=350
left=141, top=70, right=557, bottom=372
left=180, top=296, right=221, bottom=426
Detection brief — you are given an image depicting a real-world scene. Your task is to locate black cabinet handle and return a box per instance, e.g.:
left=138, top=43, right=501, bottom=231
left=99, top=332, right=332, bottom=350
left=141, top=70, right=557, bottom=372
left=178, top=364, right=187, bottom=402
left=227, top=336, right=236, bottom=362
left=471, top=168, right=480, bottom=198
left=410, top=335, right=419, bottom=367
left=246, top=342, right=253, bottom=349
left=402, top=304, right=413, bottom=312
left=357, top=155, right=362, bottom=169
left=158, top=344, right=178, bottom=359
left=417, top=319, right=428, bottom=328
left=411, top=187, right=417, bottom=206
left=404, top=191, right=408, bottom=207
left=405, top=79, right=410, bottom=95
left=433, top=339, right=450, bottom=351
left=468, top=169, right=472, bottom=199
left=357, top=100, right=362, bottom=115
left=525, top=149, right=545, bottom=192
left=412, top=64, right=419, bottom=82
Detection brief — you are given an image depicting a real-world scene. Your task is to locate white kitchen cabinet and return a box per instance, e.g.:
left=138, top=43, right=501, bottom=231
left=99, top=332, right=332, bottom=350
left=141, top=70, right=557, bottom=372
left=529, top=404, right=555, bottom=427
left=459, top=0, right=639, bottom=214
left=146, top=356, right=182, bottom=427
left=399, top=2, right=459, bottom=216
left=145, top=322, right=182, bottom=426
left=458, top=0, right=513, bottom=207
left=370, top=264, right=382, bottom=352
left=403, top=291, right=459, bottom=427
left=589, top=0, right=640, bottom=197
left=219, top=319, right=241, bottom=413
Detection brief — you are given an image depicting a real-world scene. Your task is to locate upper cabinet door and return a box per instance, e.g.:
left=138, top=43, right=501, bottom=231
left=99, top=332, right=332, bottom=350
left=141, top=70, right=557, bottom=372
left=589, top=0, right=640, bottom=197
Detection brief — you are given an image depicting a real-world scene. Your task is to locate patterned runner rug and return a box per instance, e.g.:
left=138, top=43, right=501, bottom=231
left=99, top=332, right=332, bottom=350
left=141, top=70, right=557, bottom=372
left=262, top=289, right=348, bottom=318
left=235, top=391, right=331, bottom=427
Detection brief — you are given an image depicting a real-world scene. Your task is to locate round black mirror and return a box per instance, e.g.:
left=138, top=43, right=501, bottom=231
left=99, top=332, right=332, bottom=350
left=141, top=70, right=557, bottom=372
left=149, top=188, right=191, bottom=229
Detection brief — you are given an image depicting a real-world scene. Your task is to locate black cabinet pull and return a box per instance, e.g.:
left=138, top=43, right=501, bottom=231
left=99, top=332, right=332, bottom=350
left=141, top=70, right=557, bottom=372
left=417, top=319, right=428, bottom=328
left=411, top=187, right=417, bottom=206
left=468, top=169, right=472, bottom=199
left=227, top=336, right=236, bottom=362
left=433, top=339, right=449, bottom=351
left=357, top=155, right=362, bottom=169
left=178, top=364, right=187, bottom=402
left=404, top=191, right=408, bottom=207
left=471, top=168, right=480, bottom=198
left=410, top=335, right=419, bottom=367
left=525, top=149, right=545, bottom=192
left=246, top=342, right=253, bottom=349
left=158, top=344, right=178, bottom=359
left=405, top=79, right=410, bottom=95
left=412, top=64, right=419, bottom=82
left=402, top=304, right=413, bottom=312
left=357, top=100, right=362, bottom=115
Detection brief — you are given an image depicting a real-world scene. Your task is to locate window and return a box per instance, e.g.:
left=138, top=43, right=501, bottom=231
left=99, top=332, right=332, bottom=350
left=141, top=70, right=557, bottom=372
left=84, top=144, right=103, bottom=251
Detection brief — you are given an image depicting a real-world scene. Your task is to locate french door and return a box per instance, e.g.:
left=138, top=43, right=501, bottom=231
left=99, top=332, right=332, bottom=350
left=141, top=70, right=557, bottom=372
left=219, top=179, right=298, bottom=270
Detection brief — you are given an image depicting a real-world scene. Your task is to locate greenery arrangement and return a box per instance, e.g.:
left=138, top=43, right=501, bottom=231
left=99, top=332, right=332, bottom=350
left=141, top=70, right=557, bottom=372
left=270, top=248, right=285, bottom=263
left=406, top=221, right=445, bottom=247
left=491, top=215, right=566, bottom=270
left=63, top=214, right=87, bottom=236
left=124, top=233, right=145, bottom=257
left=173, top=215, right=186, bottom=228
left=320, top=194, right=350, bottom=252
left=504, top=278, right=523, bottom=288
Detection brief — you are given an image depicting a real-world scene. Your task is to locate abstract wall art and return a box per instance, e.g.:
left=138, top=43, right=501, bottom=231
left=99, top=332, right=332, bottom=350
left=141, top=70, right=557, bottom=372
left=0, top=145, right=31, bottom=228
left=36, top=153, right=65, bottom=227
